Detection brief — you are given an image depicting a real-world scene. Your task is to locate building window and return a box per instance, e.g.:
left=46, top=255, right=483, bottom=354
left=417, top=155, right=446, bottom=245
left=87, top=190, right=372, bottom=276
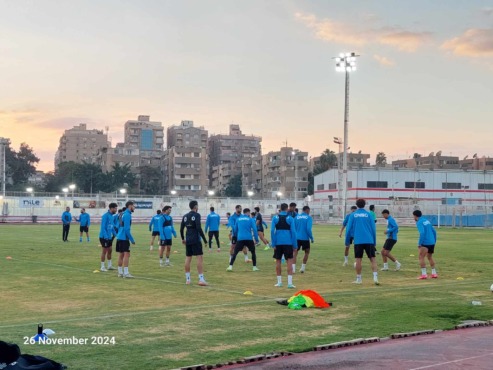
left=367, top=181, right=388, bottom=188
left=442, top=182, right=461, bottom=189
left=478, top=183, right=493, bottom=190
left=405, top=182, right=426, bottom=189
left=141, top=129, right=154, bottom=150
left=194, top=152, right=200, bottom=157
left=317, top=184, right=324, bottom=190
left=328, top=183, right=337, bottom=190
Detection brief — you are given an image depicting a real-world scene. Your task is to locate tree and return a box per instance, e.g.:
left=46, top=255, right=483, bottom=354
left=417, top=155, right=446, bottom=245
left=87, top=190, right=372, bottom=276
left=307, top=172, right=314, bottom=195
left=5, top=141, right=40, bottom=189
left=314, top=149, right=338, bottom=175
left=139, top=166, right=163, bottom=195
left=224, top=174, right=242, bottom=197
left=375, top=152, right=387, bottom=167
left=413, top=153, right=422, bottom=159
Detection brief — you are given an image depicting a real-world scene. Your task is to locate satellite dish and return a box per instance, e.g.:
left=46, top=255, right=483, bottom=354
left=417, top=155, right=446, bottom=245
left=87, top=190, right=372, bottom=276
left=463, top=155, right=468, bottom=160
left=436, top=151, right=442, bottom=156
left=358, top=150, right=362, bottom=154
left=473, top=153, right=477, bottom=158
left=429, top=152, right=434, bottom=157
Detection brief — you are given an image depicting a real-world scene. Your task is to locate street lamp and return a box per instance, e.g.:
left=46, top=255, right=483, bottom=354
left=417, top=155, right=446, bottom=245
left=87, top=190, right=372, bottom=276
left=276, top=191, right=282, bottom=201
left=0, top=137, right=8, bottom=197
left=292, top=150, right=298, bottom=201
left=69, top=184, right=76, bottom=199
left=119, top=188, right=128, bottom=201
left=207, top=190, right=215, bottom=196
left=333, top=137, right=344, bottom=206
left=170, top=190, right=177, bottom=196
left=247, top=190, right=254, bottom=197
left=26, top=187, right=33, bottom=217
left=334, top=52, right=359, bottom=217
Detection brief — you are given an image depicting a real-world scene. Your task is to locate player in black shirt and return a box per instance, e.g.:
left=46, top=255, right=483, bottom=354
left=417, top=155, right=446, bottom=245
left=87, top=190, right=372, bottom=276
left=180, top=200, right=208, bottom=286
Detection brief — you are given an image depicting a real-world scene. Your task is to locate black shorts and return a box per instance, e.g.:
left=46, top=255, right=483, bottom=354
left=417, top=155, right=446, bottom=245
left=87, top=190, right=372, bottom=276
left=354, top=244, right=375, bottom=259
left=297, top=240, right=311, bottom=251
left=235, top=240, right=255, bottom=254
left=116, top=240, right=131, bottom=253
left=152, top=231, right=160, bottom=236
left=231, top=236, right=238, bottom=244
left=421, top=244, right=435, bottom=254
left=99, top=237, right=113, bottom=248
left=208, top=231, right=219, bottom=239
left=257, top=226, right=264, bottom=233
left=186, top=243, right=203, bottom=257
left=383, top=239, right=397, bottom=251
left=160, top=239, right=172, bottom=246
left=273, top=245, right=294, bottom=260
left=80, top=226, right=89, bottom=233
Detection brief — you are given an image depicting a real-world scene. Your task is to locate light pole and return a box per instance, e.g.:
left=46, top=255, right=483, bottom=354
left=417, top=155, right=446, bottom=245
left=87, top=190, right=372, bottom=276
left=276, top=191, right=282, bottom=202
left=120, top=188, right=127, bottom=201
left=333, top=137, right=343, bottom=207
left=69, top=184, right=76, bottom=200
left=335, top=52, right=359, bottom=217
left=292, top=150, right=298, bottom=201
left=0, top=138, right=8, bottom=197
left=26, top=187, right=33, bottom=217
left=62, top=187, right=68, bottom=207
left=170, top=190, right=177, bottom=196
left=247, top=190, right=254, bottom=198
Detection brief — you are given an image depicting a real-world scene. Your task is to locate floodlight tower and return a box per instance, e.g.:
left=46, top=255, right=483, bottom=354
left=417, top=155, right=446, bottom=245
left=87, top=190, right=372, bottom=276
left=335, top=52, right=359, bottom=217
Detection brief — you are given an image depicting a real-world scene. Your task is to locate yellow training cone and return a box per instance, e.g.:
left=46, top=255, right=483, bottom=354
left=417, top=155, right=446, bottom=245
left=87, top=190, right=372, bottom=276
left=409, top=254, right=415, bottom=257
left=457, top=277, right=464, bottom=280
left=173, top=250, right=179, bottom=254
left=243, top=291, right=253, bottom=295
left=93, top=270, right=100, bottom=273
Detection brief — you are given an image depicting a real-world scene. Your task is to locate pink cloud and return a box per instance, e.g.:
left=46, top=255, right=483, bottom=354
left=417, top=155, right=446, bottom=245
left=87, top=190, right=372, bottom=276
left=295, top=12, right=431, bottom=52
left=373, top=54, right=395, bottom=67
left=441, top=28, right=493, bottom=57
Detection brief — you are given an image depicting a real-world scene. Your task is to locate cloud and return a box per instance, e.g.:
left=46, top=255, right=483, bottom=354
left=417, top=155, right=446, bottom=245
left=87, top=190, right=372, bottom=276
left=295, top=13, right=431, bottom=52
left=373, top=54, right=395, bottom=67
left=482, top=7, right=493, bottom=16
left=377, top=29, right=432, bottom=52
left=441, top=28, right=493, bottom=57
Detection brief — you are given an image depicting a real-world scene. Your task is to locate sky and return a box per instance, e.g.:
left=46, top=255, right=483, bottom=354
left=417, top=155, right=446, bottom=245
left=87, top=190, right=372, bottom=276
left=0, top=0, right=492, bottom=172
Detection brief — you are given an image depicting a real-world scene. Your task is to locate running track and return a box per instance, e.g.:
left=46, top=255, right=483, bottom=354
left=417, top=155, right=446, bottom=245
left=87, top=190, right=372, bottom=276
left=222, top=326, right=493, bottom=370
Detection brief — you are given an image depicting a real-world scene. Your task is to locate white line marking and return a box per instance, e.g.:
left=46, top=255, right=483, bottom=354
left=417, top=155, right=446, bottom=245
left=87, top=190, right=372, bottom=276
left=409, top=352, right=493, bottom=369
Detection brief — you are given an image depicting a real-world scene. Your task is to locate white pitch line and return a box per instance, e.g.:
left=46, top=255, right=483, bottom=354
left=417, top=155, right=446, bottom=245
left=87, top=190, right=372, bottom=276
left=408, top=352, right=493, bottom=369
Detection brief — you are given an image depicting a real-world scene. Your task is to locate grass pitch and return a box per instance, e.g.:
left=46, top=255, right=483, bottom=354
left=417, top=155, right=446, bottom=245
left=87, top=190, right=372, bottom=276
left=1, top=223, right=493, bottom=369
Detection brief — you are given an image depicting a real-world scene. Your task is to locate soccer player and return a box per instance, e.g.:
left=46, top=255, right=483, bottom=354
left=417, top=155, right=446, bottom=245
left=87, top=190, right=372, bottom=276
left=271, top=203, right=297, bottom=288
left=369, top=205, right=378, bottom=255
left=77, top=208, right=91, bottom=242
left=158, top=206, right=177, bottom=266
left=294, top=206, right=314, bottom=273
left=347, top=199, right=379, bottom=285
left=227, top=208, right=259, bottom=272
left=229, top=205, right=250, bottom=263
left=381, top=210, right=401, bottom=271
left=287, top=202, right=298, bottom=218
left=61, top=207, right=73, bottom=242
left=98, top=203, right=118, bottom=272
left=149, top=210, right=162, bottom=251
left=254, top=206, right=270, bottom=250
left=116, top=201, right=136, bottom=278
left=180, top=200, right=208, bottom=286
left=413, top=210, right=438, bottom=279
left=205, top=207, right=221, bottom=252
left=339, top=206, right=357, bottom=266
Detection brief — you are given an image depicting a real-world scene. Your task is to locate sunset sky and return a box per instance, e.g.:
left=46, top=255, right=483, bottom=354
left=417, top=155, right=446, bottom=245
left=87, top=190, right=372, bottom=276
left=1, top=0, right=492, bottom=172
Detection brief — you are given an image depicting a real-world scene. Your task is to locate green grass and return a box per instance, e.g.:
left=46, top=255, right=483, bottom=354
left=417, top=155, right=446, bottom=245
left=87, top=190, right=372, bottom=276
left=1, top=224, right=493, bottom=369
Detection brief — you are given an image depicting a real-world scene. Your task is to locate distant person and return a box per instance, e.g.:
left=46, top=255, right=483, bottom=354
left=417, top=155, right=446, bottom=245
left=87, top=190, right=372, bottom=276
left=369, top=204, right=378, bottom=255
left=98, top=203, right=118, bottom=271
left=380, top=210, right=401, bottom=271
left=148, top=210, right=162, bottom=251
left=413, top=210, right=438, bottom=279
left=61, top=207, right=73, bottom=242
left=287, top=202, right=297, bottom=218
left=116, top=201, right=136, bottom=278
left=271, top=203, right=297, bottom=288
left=254, top=206, right=270, bottom=250
left=159, top=206, right=177, bottom=267
left=205, top=207, right=221, bottom=252
left=229, top=205, right=250, bottom=264
left=180, top=200, right=208, bottom=286
left=76, top=208, right=91, bottom=243
left=294, top=206, right=314, bottom=274
left=347, top=199, right=379, bottom=285
left=339, top=206, right=357, bottom=266
left=227, top=208, right=259, bottom=272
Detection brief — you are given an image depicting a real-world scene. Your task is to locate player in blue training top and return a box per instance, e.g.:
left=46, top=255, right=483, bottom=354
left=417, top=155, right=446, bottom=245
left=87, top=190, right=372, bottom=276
left=76, top=208, right=91, bottom=243
left=98, top=202, right=118, bottom=272
left=380, top=209, right=401, bottom=272
left=116, top=201, right=136, bottom=278
left=271, top=203, right=298, bottom=288
left=158, top=205, right=177, bottom=267
left=227, top=208, right=259, bottom=272
left=287, top=202, right=298, bottom=218
left=254, top=206, right=270, bottom=250
left=293, top=206, right=314, bottom=274
left=205, top=206, right=221, bottom=252
left=229, top=205, right=250, bottom=264
left=148, top=209, right=162, bottom=251
left=413, top=210, right=438, bottom=280
left=61, top=206, right=73, bottom=242
left=339, top=206, right=357, bottom=266
left=346, top=199, right=378, bottom=285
